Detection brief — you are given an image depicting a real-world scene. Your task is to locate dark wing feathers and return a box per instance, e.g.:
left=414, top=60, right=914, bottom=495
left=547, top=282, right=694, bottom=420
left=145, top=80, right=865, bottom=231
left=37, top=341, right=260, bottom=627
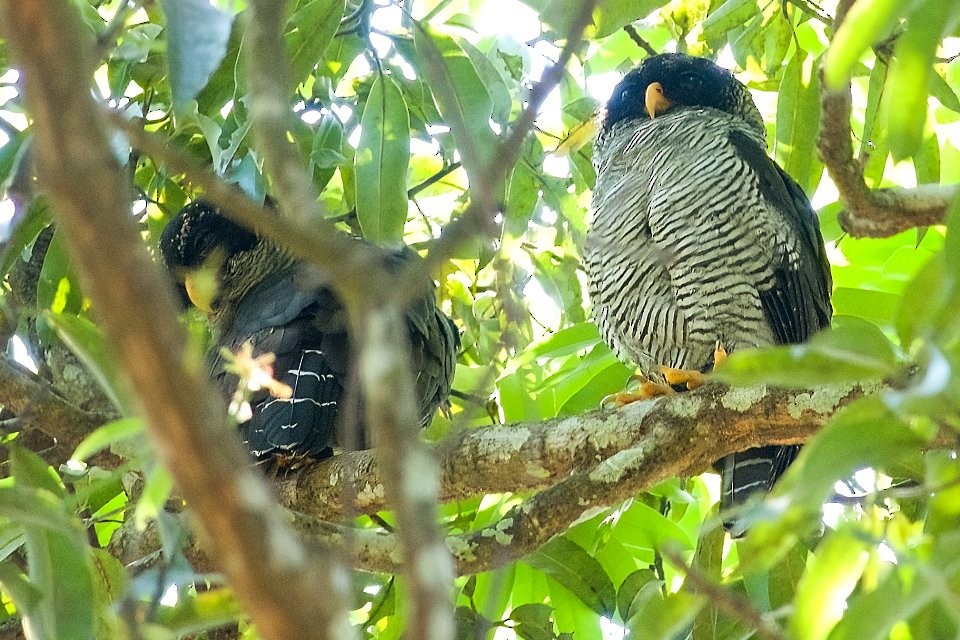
left=723, top=129, right=832, bottom=533
left=728, top=129, right=832, bottom=344
left=215, top=256, right=458, bottom=462
left=238, top=317, right=344, bottom=459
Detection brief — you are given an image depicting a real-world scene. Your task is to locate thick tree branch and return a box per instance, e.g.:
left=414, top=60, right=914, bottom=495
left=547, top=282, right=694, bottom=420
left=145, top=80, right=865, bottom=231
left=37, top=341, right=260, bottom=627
left=125, top=381, right=877, bottom=577
left=353, top=307, right=455, bottom=638
left=278, top=381, right=869, bottom=521
left=298, top=380, right=873, bottom=575
left=1, top=3, right=352, bottom=639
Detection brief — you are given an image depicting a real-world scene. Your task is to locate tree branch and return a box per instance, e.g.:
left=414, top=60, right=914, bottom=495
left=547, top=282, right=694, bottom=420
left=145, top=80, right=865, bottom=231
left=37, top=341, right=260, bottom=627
left=278, top=381, right=869, bottom=522
left=1, top=3, right=352, bottom=639
left=662, top=547, right=787, bottom=640
left=403, top=0, right=599, bottom=298
left=0, top=357, right=108, bottom=458
left=817, top=0, right=956, bottom=238
left=244, top=1, right=456, bottom=635
left=123, top=380, right=876, bottom=577
left=818, top=78, right=954, bottom=237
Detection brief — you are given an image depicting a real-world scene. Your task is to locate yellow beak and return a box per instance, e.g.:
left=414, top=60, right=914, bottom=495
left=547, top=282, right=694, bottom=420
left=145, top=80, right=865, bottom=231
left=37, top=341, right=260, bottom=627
left=184, top=270, right=217, bottom=313
left=645, top=82, right=672, bottom=118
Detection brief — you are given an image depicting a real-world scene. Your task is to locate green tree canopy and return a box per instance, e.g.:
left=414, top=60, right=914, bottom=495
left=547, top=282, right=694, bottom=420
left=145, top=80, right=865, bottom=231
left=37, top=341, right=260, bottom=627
left=0, top=0, right=959, bottom=638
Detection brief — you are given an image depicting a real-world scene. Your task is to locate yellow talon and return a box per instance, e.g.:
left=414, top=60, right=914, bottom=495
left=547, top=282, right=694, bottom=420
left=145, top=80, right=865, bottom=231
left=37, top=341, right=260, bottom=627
left=602, top=375, right=674, bottom=408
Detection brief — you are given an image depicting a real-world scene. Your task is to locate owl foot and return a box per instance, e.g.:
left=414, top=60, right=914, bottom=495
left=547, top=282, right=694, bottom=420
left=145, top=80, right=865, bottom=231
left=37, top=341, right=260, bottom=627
left=602, top=375, right=674, bottom=408
left=657, top=342, right=728, bottom=390
left=713, top=342, right=728, bottom=366
left=657, top=365, right=707, bottom=390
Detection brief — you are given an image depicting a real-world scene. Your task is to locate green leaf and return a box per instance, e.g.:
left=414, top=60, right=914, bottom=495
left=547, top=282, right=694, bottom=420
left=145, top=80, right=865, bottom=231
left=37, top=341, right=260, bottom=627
left=822, top=0, right=905, bottom=88
left=860, top=58, right=890, bottom=186
left=159, top=0, right=234, bottom=110
left=455, top=605, right=492, bottom=638
left=37, top=230, right=84, bottom=315
left=887, top=1, right=958, bottom=159
left=285, top=0, right=346, bottom=89
left=790, top=528, right=869, bottom=640
left=0, top=197, right=50, bottom=277
left=154, top=588, right=243, bottom=636
left=72, top=417, right=144, bottom=461
left=0, top=522, right=25, bottom=565
left=413, top=26, right=495, bottom=175
left=767, top=541, right=807, bottom=611
left=309, top=111, right=345, bottom=192
left=776, top=51, right=823, bottom=194
left=505, top=161, right=540, bottom=239
left=525, top=537, right=617, bottom=617
left=617, top=568, right=660, bottom=621
left=929, top=70, right=960, bottom=114
left=625, top=590, right=702, bottom=640
left=10, top=447, right=64, bottom=497
left=90, top=548, right=127, bottom=629
left=43, top=311, right=128, bottom=412
left=8, top=450, right=95, bottom=640
left=716, top=317, right=900, bottom=387
left=593, top=0, right=665, bottom=38
left=25, top=529, right=96, bottom=640
left=0, top=561, right=43, bottom=613
left=690, top=518, right=745, bottom=640
left=831, top=287, right=900, bottom=327
left=0, top=127, right=29, bottom=192
left=355, top=74, right=410, bottom=243
left=702, top=0, right=759, bottom=45
left=829, top=530, right=960, bottom=640
left=546, top=574, right=605, bottom=639
left=610, top=499, right=694, bottom=554
left=135, top=464, right=175, bottom=528
left=913, top=128, right=940, bottom=184
left=511, top=603, right=555, bottom=640
left=460, top=39, right=512, bottom=126
left=895, top=229, right=960, bottom=349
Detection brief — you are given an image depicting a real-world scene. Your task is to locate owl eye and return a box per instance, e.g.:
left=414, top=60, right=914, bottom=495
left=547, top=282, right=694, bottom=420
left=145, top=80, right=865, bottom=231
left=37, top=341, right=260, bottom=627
left=678, top=72, right=702, bottom=90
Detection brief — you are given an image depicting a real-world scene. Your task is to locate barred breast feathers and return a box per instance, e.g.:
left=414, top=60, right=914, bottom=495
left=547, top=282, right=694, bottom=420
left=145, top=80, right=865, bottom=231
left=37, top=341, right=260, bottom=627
left=586, top=108, right=781, bottom=372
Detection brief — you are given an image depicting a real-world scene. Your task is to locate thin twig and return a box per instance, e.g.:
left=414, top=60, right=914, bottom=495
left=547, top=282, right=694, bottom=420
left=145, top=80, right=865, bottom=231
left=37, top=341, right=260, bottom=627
left=407, top=0, right=600, bottom=295
left=624, top=24, right=659, bottom=57
left=662, top=547, right=788, bottom=640
left=409, top=161, right=463, bottom=198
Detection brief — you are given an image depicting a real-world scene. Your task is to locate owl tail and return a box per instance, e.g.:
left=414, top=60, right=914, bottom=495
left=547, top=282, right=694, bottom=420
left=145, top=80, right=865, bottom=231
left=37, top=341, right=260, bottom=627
left=719, top=444, right=800, bottom=536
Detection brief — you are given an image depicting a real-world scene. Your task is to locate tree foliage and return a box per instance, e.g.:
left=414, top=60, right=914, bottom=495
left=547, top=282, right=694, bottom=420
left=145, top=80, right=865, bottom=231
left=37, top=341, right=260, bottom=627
left=0, top=0, right=959, bottom=638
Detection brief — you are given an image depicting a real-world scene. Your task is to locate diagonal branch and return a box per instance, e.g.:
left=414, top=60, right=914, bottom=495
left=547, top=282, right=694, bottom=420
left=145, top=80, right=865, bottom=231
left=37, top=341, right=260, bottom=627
left=244, top=1, right=456, bottom=636
left=1, top=3, right=352, bottom=639
left=402, top=0, right=599, bottom=298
